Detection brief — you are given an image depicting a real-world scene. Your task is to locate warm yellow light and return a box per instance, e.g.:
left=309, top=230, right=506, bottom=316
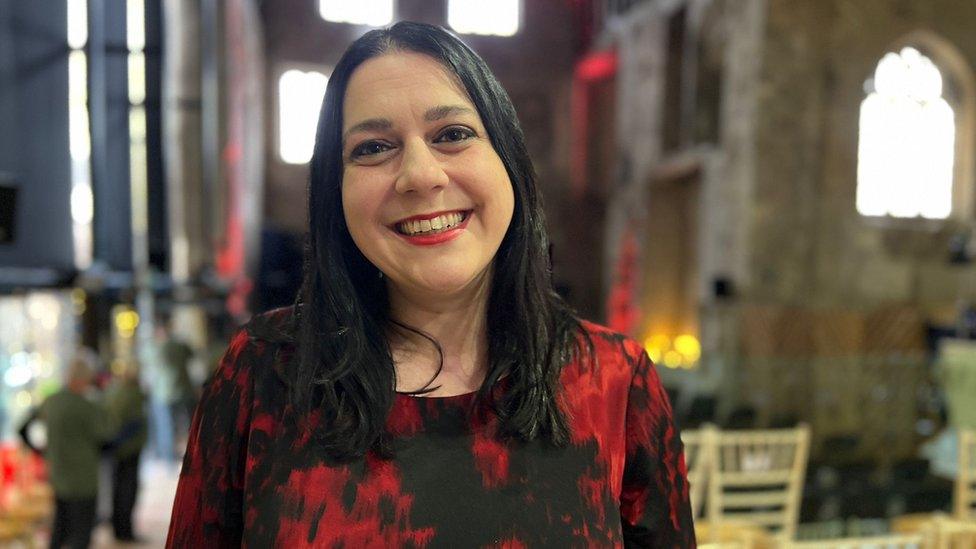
left=115, top=310, right=140, bottom=337
left=71, top=289, right=87, bottom=316
left=71, top=288, right=86, bottom=304
left=643, top=333, right=671, bottom=364
left=674, top=334, right=701, bottom=362
left=663, top=351, right=683, bottom=369
left=643, top=333, right=701, bottom=369
left=647, top=334, right=670, bottom=349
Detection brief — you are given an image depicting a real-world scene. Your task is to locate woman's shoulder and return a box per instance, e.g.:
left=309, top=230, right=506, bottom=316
left=243, top=305, right=297, bottom=343
left=213, top=306, right=296, bottom=383
left=574, top=319, right=649, bottom=374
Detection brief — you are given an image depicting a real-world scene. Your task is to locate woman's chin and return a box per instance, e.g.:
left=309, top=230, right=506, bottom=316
left=390, top=270, right=491, bottom=301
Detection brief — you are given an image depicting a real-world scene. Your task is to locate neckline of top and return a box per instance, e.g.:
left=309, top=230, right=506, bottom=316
left=394, top=388, right=478, bottom=400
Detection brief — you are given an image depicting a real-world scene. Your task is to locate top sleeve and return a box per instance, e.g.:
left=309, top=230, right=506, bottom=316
left=619, top=349, right=696, bottom=548
left=167, top=329, right=255, bottom=548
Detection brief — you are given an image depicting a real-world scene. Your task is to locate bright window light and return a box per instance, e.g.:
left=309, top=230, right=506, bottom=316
left=68, top=2, right=93, bottom=269
left=67, top=0, right=87, bottom=49
left=68, top=51, right=90, bottom=161
left=856, top=47, right=955, bottom=219
left=70, top=183, right=94, bottom=225
left=319, top=0, right=393, bottom=26
left=128, top=52, right=146, bottom=105
left=448, top=0, right=520, bottom=36
left=278, top=69, right=329, bottom=165
left=126, top=0, right=145, bottom=51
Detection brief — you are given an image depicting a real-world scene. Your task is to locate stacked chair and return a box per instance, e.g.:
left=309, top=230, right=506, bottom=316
left=888, top=428, right=976, bottom=544
left=917, top=430, right=976, bottom=548
left=685, top=424, right=811, bottom=548
left=955, top=429, right=976, bottom=520
left=684, top=422, right=976, bottom=548
left=922, top=516, right=976, bottom=549
left=782, top=534, right=926, bottom=548
left=682, top=425, right=714, bottom=522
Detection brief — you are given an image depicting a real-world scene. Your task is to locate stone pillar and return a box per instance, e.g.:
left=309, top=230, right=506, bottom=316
left=163, top=0, right=207, bottom=285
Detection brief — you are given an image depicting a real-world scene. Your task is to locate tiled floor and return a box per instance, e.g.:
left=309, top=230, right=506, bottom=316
left=32, top=459, right=180, bottom=548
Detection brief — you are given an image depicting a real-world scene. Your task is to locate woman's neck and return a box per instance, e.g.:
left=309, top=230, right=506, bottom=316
left=386, top=275, right=491, bottom=395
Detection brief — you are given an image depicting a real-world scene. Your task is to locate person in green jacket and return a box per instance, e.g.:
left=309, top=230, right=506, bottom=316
left=20, top=350, right=115, bottom=549
left=105, top=361, right=148, bottom=542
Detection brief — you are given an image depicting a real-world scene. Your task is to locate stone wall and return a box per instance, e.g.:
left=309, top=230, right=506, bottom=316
left=602, top=0, right=976, bottom=423
left=603, top=0, right=766, bottom=402
left=754, top=0, right=976, bottom=312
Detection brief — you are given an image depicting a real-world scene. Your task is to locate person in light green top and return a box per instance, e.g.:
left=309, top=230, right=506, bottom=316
left=149, top=323, right=197, bottom=461
left=104, top=362, right=148, bottom=542
left=20, top=350, right=116, bottom=549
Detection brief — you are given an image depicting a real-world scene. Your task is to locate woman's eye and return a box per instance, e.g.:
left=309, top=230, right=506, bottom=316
left=435, top=127, right=476, bottom=144
left=350, top=141, right=392, bottom=159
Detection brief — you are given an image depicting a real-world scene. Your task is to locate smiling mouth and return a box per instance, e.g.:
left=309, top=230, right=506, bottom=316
left=395, top=211, right=470, bottom=236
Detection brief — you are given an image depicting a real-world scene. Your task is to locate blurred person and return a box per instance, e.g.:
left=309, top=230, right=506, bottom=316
left=149, top=321, right=196, bottom=461
left=19, top=349, right=115, bottom=549
left=105, top=361, right=148, bottom=542
left=168, top=22, right=692, bottom=546
left=204, top=315, right=237, bottom=375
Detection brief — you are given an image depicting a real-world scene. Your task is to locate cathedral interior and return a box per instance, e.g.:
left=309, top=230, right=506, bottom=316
left=2, top=0, right=976, bottom=545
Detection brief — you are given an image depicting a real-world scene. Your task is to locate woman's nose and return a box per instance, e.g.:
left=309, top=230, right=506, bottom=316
left=394, top=139, right=449, bottom=195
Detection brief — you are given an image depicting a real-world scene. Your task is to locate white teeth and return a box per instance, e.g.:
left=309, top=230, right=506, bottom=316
left=397, top=212, right=465, bottom=236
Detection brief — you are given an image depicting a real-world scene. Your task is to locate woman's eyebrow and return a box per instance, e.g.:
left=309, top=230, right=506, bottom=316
left=343, top=118, right=392, bottom=144
left=342, top=105, right=475, bottom=144
left=424, top=104, right=475, bottom=121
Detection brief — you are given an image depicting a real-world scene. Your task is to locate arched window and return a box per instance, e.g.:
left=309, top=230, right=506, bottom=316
left=856, top=47, right=955, bottom=219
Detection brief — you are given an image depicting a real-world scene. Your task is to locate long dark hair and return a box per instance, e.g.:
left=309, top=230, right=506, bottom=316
left=293, top=21, right=583, bottom=460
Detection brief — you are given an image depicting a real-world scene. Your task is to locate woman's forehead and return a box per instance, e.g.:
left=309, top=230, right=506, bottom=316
left=343, top=52, right=473, bottom=121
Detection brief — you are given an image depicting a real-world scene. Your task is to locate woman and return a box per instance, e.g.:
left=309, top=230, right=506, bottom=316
left=168, top=21, right=694, bottom=548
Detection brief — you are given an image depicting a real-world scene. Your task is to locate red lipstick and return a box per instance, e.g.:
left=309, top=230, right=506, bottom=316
left=395, top=209, right=465, bottom=223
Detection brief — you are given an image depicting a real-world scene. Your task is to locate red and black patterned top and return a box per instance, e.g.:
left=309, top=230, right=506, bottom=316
left=167, top=309, right=694, bottom=548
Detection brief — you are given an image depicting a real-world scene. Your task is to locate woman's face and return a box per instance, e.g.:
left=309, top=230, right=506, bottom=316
left=341, top=51, right=515, bottom=301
